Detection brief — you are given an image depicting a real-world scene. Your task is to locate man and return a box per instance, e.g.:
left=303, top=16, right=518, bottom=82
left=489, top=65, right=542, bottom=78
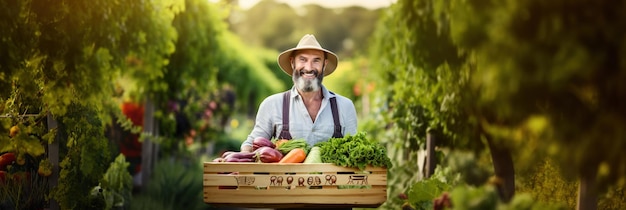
left=241, top=34, right=358, bottom=152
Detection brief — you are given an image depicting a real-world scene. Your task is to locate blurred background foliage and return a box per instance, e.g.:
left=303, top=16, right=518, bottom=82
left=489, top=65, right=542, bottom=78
left=1, top=0, right=625, bottom=209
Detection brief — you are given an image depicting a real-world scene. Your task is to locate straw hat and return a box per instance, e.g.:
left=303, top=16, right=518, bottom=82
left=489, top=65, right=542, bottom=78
left=277, top=34, right=338, bottom=76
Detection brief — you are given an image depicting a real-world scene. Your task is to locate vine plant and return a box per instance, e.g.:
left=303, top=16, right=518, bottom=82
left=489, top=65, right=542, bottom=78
left=1, top=0, right=182, bottom=209
left=2, top=0, right=283, bottom=209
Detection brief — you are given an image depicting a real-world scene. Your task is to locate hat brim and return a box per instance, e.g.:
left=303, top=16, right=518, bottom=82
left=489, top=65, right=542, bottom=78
left=277, top=47, right=338, bottom=77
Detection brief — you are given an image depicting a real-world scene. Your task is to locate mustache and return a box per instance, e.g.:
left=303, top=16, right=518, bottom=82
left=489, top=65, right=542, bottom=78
left=297, top=69, right=319, bottom=76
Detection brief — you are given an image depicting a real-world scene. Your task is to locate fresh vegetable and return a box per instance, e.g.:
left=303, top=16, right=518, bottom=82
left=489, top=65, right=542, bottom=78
left=0, top=153, right=16, bottom=170
left=222, top=151, right=255, bottom=159
left=220, top=151, right=237, bottom=158
left=278, top=148, right=307, bottom=163
left=303, top=146, right=322, bottom=163
left=255, top=146, right=283, bottom=163
left=215, top=151, right=259, bottom=162
left=223, top=157, right=255, bottom=162
left=252, top=136, right=275, bottom=150
left=274, top=139, right=289, bottom=148
left=316, top=132, right=391, bottom=170
left=275, top=139, right=309, bottom=155
left=218, top=151, right=256, bottom=162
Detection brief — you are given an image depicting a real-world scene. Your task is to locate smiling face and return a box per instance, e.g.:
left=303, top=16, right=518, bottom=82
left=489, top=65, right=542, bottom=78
left=291, top=49, right=327, bottom=92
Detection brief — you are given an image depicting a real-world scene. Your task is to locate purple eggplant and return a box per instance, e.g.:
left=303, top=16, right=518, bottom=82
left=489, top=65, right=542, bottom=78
left=223, top=151, right=256, bottom=160
left=224, top=157, right=255, bottom=162
left=252, top=136, right=275, bottom=150
left=255, top=146, right=283, bottom=163
left=220, top=151, right=238, bottom=158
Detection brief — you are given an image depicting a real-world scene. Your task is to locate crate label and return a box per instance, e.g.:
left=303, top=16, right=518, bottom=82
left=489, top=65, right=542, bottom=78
left=233, top=176, right=255, bottom=185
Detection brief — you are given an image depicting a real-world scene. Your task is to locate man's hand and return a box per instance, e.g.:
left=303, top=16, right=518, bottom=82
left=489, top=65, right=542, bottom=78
left=241, top=145, right=253, bottom=153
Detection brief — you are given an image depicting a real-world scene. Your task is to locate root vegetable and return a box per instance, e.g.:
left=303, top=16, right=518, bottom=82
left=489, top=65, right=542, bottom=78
left=278, top=148, right=306, bottom=163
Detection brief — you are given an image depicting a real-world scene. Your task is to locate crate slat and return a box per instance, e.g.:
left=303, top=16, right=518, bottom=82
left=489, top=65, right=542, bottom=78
left=203, top=186, right=386, bottom=208
left=203, top=162, right=388, bottom=208
left=204, top=173, right=387, bottom=186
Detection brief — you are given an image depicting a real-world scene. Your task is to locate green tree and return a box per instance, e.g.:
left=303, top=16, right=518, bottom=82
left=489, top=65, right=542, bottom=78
left=369, top=1, right=490, bottom=208
left=152, top=0, right=226, bottom=150
left=437, top=0, right=626, bottom=208
left=233, top=0, right=297, bottom=50
left=336, top=6, right=383, bottom=57
left=371, top=0, right=626, bottom=209
left=228, top=0, right=382, bottom=58
left=1, top=0, right=182, bottom=208
left=158, top=0, right=285, bottom=145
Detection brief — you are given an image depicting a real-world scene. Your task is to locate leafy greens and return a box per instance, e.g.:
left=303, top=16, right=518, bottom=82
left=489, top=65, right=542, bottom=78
left=316, top=132, right=392, bottom=170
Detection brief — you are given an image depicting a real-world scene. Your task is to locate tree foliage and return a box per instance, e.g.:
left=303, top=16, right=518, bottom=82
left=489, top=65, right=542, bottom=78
left=0, top=0, right=303, bottom=208
left=1, top=0, right=182, bottom=208
left=52, top=104, right=112, bottom=209
left=229, top=0, right=382, bottom=58
left=371, top=0, right=474, bottom=151
left=437, top=0, right=626, bottom=191
left=370, top=0, right=626, bottom=208
left=369, top=3, right=483, bottom=207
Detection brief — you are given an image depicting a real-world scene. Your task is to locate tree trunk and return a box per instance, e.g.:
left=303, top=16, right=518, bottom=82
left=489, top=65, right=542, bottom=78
left=141, top=98, right=159, bottom=191
left=485, top=136, right=515, bottom=202
left=577, top=172, right=597, bottom=210
left=46, top=113, right=60, bottom=210
left=425, top=132, right=437, bottom=178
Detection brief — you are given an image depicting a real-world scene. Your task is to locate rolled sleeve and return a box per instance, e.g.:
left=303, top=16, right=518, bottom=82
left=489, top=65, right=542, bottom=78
left=240, top=94, right=281, bottom=151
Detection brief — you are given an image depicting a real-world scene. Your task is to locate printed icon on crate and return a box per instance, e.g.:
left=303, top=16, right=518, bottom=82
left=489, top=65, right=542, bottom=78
left=307, top=176, right=322, bottom=185
left=298, top=177, right=305, bottom=186
left=267, top=175, right=365, bottom=186
left=325, top=175, right=337, bottom=185
left=234, top=176, right=255, bottom=185
left=347, top=175, right=368, bottom=185
left=270, top=176, right=286, bottom=186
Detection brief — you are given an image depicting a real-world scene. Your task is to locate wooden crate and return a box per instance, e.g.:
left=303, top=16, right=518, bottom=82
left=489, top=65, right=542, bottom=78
left=203, top=162, right=387, bottom=208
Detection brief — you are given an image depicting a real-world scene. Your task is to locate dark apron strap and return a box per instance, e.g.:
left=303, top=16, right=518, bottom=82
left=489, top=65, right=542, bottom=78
left=278, top=91, right=293, bottom=140
left=329, top=95, right=343, bottom=138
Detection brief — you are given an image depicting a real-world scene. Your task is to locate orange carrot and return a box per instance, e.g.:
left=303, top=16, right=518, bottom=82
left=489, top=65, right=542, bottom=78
left=278, top=148, right=306, bottom=163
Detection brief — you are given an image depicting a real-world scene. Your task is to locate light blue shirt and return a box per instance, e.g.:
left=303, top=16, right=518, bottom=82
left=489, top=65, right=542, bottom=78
left=241, top=85, right=358, bottom=150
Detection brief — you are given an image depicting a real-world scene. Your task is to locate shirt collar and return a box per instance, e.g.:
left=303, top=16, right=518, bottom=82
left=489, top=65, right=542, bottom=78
left=290, top=85, right=334, bottom=100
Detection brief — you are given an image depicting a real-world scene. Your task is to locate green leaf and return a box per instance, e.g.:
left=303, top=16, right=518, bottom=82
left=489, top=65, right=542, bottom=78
left=23, top=135, right=45, bottom=157
left=408, top=178, right=447, bottom=203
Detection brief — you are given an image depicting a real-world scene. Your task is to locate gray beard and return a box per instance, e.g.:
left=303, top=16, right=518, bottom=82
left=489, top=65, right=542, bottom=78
left=293, top=69, right=323, bottom=92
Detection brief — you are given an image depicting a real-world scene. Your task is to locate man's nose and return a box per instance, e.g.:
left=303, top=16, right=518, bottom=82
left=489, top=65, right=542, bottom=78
left=303, top=61, right=314, bottom=70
